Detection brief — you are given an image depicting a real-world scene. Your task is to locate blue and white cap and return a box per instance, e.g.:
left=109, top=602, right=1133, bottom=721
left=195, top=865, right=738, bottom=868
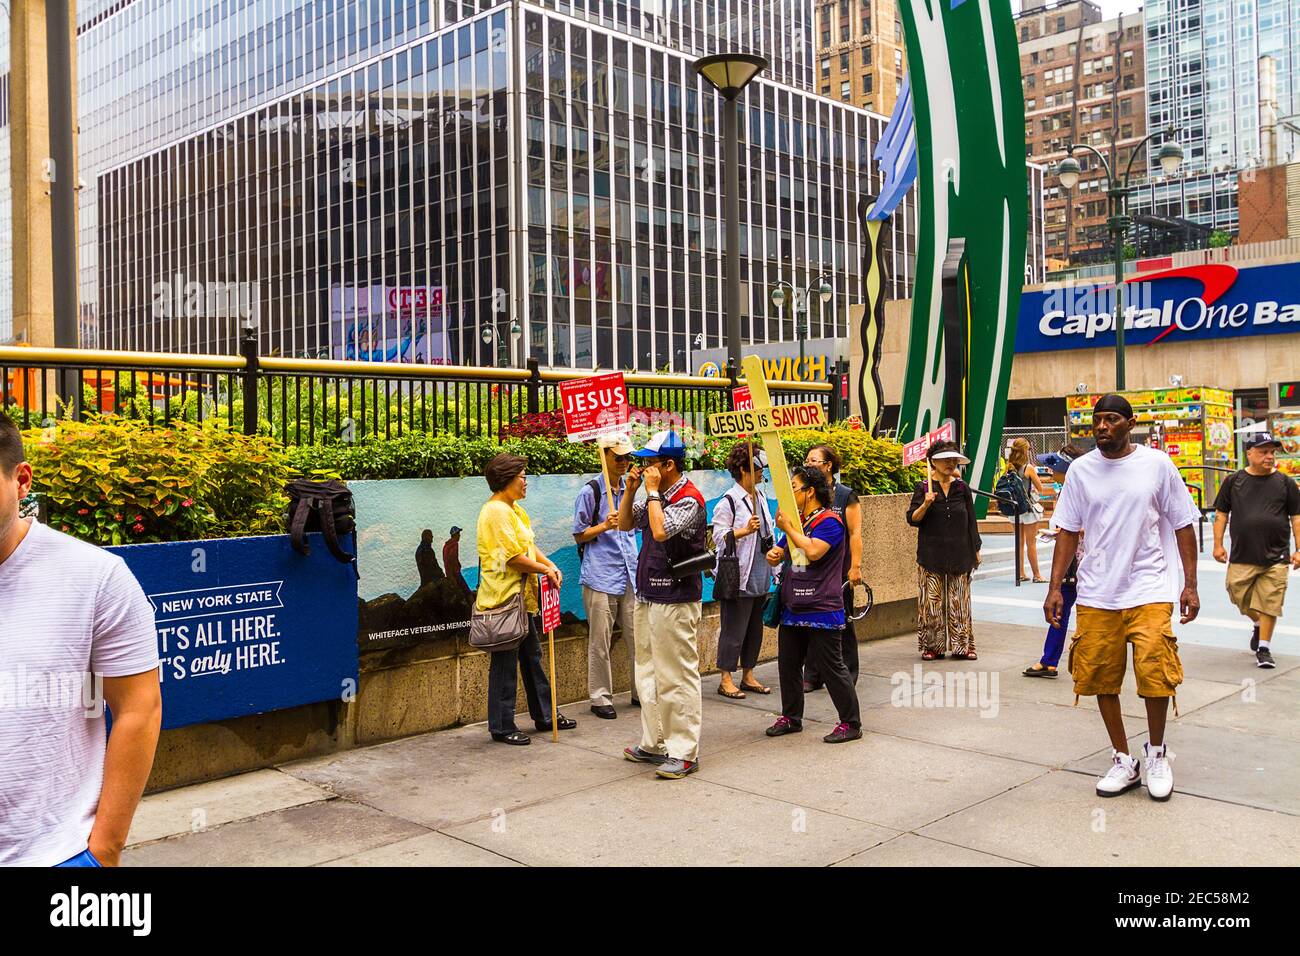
left=632, top=429, right=688, bottom=459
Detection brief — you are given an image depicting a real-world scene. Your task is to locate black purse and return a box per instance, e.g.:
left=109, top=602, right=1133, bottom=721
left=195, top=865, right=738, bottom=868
left=712, top=531, right=741, bottom=601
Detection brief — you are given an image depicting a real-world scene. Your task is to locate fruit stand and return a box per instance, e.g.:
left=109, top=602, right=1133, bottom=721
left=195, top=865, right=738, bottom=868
left=1067, top=386, right=1236, bottom=507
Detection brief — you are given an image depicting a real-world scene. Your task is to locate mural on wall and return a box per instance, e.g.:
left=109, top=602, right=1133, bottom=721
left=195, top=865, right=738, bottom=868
left=350, top=472, right=779, bottom=653
left=892, top=0, right=1027, bottom=499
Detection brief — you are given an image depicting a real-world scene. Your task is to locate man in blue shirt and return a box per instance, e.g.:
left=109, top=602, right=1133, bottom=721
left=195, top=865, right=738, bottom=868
left=573, top=434, right=641, bottom=719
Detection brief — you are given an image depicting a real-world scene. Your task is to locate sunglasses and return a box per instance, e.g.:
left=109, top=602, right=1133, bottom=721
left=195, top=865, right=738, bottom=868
left=610, top=453, right=631, bottom=463
left=803, top=459, right=829, bottom=468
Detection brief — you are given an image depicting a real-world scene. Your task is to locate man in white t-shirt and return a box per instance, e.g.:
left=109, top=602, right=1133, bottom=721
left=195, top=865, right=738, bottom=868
left=1045, top=394, right=1201, bottom=803
left=0, top=412, right=161, bottom=866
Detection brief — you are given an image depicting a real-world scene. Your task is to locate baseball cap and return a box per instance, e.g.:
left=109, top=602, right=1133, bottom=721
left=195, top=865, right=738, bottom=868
left=1244, top=431, right=1282, bottom=451
left=1037, top=451, right=1075, bottom=473
left=632, top=429, right=687, bottom=459
left=597, top=433, right=635, bottom=455
left=450, top=526, right=463, bottom=535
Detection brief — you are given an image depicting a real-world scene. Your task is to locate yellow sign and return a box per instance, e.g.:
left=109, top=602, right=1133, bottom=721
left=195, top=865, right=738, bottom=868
left=715, top=358, right=826, bottom=564
left=707, top=402, right=825, bottom=438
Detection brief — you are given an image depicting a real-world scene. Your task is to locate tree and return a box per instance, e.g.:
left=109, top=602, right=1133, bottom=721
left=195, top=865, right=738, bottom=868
left=1208, top=230, right=1232, bottom=249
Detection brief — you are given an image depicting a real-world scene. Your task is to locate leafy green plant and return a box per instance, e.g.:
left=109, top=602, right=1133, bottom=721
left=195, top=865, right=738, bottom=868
left=23, top=417, right=293, bottom=545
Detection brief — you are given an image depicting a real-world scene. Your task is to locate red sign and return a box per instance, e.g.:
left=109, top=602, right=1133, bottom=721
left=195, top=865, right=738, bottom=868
left=733, top=386, right=753, bottom=411
left=558, top=372, right=630, bottom=443
left=387, top=286, right=444, bottom=316
left=539, top=574, right=561, bottom=633
left=902, top=421, right=956, bottom=467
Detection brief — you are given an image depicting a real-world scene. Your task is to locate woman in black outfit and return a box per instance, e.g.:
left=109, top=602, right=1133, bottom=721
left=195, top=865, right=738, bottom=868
left=906, top=441, right=983, bottom=660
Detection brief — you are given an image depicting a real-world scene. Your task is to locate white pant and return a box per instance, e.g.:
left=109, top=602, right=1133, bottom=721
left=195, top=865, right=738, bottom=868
left=633, top=600, right=703, bottom=762
left=584, top=584, right=637, bottom=706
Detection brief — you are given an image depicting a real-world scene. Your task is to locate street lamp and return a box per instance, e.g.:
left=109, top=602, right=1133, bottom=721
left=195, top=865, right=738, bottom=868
left=1055, top=127, right=1182, bottom=390
left=694, top=52, right=767, bottom=389
left=483, top=318, right=524, bottom=367
left=770, top=275, right=833, bottom=371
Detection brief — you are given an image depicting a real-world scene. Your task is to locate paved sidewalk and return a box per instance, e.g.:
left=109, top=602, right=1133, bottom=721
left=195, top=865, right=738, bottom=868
left=122, top=623, right=1300, bottom=867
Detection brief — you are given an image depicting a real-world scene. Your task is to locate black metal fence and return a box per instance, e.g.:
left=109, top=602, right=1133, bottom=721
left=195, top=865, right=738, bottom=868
left=1, top=346, right=845, bottom=446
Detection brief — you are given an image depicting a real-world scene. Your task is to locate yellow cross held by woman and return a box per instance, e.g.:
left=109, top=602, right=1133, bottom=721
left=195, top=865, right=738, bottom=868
left=707, top=354, right=825, bottom=564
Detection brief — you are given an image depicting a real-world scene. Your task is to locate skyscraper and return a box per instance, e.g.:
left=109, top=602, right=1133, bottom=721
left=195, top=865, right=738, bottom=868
left=1, top=1, right=930, bottom=371
left=1129, top=0, right=1300, bottom=239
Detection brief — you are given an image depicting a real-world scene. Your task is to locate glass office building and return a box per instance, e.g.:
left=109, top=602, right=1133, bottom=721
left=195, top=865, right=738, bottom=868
left=4, top=2, right=1044, bottom=365
left=1130, top=0, right=1300, bottom=235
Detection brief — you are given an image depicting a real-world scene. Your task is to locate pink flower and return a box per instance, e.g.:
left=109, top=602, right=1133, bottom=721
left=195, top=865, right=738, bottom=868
left=181, top=499, right=193, bottom=508
left=132, top=523, right=145, bottom=534
left=61, top=525, right=70, bottom=532
left=114, top=513, right=123, bottom=521
left=77, top=508, right=89, bottom=516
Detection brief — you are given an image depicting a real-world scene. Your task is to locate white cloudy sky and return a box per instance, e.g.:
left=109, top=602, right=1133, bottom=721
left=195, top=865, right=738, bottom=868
left=1013, top=0, right=1144, bottom=17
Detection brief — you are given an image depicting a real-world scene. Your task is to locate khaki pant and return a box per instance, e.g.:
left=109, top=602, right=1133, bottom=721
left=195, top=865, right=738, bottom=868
left=584, top=584, right=637, bottom=707
left=1070, top=603, right=1183, bottom=699
left=634, top=600, right=703, bottom=762
left=1225, top=562, right=1289, bottom=619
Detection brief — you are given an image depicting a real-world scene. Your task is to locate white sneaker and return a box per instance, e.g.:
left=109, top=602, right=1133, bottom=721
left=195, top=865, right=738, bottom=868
left=1144, top=742, right=1175, bottom=801
left=1096, top=749, right=1141, bottom=797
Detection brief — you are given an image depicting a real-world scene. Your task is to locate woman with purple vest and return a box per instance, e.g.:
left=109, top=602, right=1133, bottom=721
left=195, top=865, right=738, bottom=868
left=764, top=467, right=863, bottom=744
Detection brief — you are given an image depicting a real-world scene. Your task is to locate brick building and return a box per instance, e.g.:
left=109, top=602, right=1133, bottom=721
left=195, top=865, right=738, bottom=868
left=1017, top=0, right=1147, bottom=265
left=815, top=0, right=907, bottom=115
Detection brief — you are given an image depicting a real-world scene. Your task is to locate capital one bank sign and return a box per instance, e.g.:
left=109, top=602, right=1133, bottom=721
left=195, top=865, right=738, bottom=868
left=1015, top=262, right=1300, bottom=353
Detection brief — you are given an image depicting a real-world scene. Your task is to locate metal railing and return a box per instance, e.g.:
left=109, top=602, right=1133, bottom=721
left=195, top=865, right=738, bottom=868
left=1000, top=426, right=1070, bottom=460
left=1, top=345, right=844, bottom=446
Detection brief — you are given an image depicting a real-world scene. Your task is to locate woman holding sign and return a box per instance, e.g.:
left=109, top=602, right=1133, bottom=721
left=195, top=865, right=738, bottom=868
left=906, top=441, right=983, bottom=660
left=763, top=467, right=862, bottom=743
left=476, top=453, right=577, bottom=745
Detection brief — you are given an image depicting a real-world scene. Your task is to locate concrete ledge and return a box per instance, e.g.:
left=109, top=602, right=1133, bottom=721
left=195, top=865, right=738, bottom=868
left=146, top=499, right=922, bottom=791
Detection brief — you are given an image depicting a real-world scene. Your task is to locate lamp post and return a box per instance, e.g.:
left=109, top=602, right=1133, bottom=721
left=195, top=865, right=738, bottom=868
left=693, top=53, right=767, bottom=391
left=769, top=276, right=833, bottom=372
left=1055, top=127, right=1183, bottom=390
left=482, top=318, right=523, bottom=367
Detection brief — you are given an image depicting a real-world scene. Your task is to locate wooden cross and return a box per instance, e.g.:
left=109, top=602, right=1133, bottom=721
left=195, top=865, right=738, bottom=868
left=707, top=354, right=826, bottom=564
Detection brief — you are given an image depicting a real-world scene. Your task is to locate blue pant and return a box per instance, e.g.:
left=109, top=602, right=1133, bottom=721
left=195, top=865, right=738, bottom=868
left=55, top=849, right=102, bottom=867
left=487, top=616, right=553, bottom=735
left=1040, top=580, right=1077, bottom=668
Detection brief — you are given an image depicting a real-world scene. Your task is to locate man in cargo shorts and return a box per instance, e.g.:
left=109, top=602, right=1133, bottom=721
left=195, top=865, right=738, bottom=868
left=1045, top=394, right=1201, bottom=802
left=1212, top=431, right=1300, bottom=669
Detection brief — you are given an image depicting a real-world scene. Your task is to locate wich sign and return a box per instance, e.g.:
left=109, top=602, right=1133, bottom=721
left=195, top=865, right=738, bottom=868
left=1016, top=261, right=1300, bottom=354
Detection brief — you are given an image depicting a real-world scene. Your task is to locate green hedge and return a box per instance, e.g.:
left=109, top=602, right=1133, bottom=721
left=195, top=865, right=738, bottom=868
left=289, top=423, right=924, bottom=496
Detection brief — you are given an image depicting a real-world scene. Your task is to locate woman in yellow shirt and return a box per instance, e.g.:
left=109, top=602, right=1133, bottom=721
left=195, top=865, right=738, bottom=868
left=477, top=453, right=577, bottom=745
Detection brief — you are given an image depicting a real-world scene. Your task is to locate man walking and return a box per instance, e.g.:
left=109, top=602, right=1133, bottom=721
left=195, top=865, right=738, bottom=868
left=443, top=526, right=470, bottom=598
left=617, top=429, right=707, bottom=779
left=1212, top=431, right=1300, bottom=669
left=573, top=434, right=640, bottom=718
left=1045, top=395, right=1201, bottom=802
left=0, top=412, right=162, bottom=865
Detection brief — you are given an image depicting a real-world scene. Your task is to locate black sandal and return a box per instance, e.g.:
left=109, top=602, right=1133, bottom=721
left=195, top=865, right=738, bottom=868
left=739, top=682, right=771, bottom=695
left=1023, top=664, right=1058, bottom=678
left=492, top=731, right=531, bottom=745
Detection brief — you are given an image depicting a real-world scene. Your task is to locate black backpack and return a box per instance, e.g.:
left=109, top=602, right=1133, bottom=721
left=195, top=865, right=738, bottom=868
left=994, top=468, right=1031, bottom=517
left=575, top=479, right=603, bottom=560
left=285, top=479, right=357, bottom=566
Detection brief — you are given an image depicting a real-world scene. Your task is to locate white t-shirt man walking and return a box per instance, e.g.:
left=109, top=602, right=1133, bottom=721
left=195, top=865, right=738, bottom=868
left=1046, top=394, right=1200, bottom=803
left=0, top=413, right=161, bottom=866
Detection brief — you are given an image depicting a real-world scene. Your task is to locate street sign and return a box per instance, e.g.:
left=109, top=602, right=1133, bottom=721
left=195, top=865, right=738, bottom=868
left=558, top=371, right=630, bottom=442
left=902, top=421, right=956, bottom=467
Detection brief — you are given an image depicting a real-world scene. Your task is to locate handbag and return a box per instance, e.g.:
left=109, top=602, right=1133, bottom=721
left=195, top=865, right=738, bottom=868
left=762, top=585, right=782, bottom=627
left=712, top=530, right=741, bottom=601
left=469, top=591, right=529, bottom=653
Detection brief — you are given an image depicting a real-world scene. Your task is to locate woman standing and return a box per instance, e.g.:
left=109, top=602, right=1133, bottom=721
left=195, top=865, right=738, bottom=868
left=1005, top=437, right=1051, bottom=583
left=906, top=441, right=983, bottom=661
left=713, top=443, right=775, bottom=700
left=801, top=443, right=863, bottom=689
left=476, top=453, right=577, bottom=745
left=763, top=467, right=862, bottom=743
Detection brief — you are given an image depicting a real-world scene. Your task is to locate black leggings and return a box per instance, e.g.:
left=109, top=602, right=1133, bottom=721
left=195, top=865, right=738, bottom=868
left=779, top=624, right=861, bottom=728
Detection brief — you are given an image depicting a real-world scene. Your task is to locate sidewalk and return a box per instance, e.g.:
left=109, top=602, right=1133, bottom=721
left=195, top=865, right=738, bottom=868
left=121, top=623, right=1300, bottom=867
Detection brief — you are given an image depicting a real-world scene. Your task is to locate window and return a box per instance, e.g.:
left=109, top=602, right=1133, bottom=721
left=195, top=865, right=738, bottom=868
left=861, top=46, right=871, bottom=66
left=894, top=20, right=902, bottom=42
left=841, top=25, right=850, bottom=41
left=840, top=80, right=851, bottom=101
left=1021, top=26, right=1029, bottom=41
left=1056, top=16, right=1065, bottom=31
left=821, top=58, right=830, bottom=77
left=894, top=50, right=902, bottom=69
left=864, top=74, right=873, bottom=93
left=840, top=53, right=849, bottom=73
